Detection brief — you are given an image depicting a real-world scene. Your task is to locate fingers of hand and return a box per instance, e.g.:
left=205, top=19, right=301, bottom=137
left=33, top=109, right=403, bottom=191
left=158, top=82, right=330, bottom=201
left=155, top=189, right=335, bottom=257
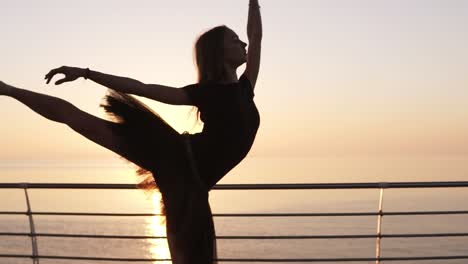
left=45, top=72, right=55, bottom=84
left=55, top=77, right=69, bottom=85
left=44, top=68, right=63, bottom=84
left=46, top=75, right=56, bottom=84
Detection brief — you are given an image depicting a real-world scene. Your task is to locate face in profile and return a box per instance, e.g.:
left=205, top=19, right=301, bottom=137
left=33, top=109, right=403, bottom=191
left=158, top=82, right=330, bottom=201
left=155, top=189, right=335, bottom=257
left=223, top=28, right=248, bottom=68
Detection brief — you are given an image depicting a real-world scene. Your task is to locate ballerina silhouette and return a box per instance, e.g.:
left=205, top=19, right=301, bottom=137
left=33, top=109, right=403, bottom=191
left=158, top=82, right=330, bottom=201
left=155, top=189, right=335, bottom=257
left=0, top=1, right=262, bottom=263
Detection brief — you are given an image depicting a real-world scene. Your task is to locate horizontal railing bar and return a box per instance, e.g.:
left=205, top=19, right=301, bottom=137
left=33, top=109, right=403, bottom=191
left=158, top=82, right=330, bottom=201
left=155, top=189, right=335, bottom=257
left=0, top=211, right=163, bottom=217
left=2, top=181, right=468, bottom=190
left=0, top=212, right=25, bottom=215
left=1, top=232, right=468, bottom=239
left=217, top=211, right=468, bottom=216
left=383, top=211, right=468, bottom=216
left=214, top=182, right=468, bottom=190
left=0, top=254, right=31, bottom=259
left=1, top=254, right=468, bottom=262
left=2, top=210, right=468, bottom=217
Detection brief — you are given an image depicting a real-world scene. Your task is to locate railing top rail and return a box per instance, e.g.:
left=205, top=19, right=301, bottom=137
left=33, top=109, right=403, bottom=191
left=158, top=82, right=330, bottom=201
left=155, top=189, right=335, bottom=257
left=0, top=181, right=468, bottom=189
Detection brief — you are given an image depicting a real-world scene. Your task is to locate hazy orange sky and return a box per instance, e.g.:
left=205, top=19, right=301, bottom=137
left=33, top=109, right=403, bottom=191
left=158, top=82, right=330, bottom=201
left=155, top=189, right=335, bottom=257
left=1, top=0, right=467, bottom=161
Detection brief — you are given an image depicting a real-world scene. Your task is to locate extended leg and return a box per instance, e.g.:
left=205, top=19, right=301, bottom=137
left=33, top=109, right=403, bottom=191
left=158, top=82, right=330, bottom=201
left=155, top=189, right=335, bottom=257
left=6, top=86, right=123, bottom=155
left=8, top=86, right=74, bottom=124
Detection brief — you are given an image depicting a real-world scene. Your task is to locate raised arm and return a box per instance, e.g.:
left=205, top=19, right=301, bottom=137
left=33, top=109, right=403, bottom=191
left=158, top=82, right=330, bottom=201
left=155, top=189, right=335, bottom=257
left=45, top=66, right=191, bottom=105
left=244, top=0, right=263, bottom=89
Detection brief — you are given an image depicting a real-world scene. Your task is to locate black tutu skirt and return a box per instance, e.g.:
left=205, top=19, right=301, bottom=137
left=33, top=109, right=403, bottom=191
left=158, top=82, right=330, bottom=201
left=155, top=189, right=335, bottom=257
left=99, top=90, right=218, bottom=264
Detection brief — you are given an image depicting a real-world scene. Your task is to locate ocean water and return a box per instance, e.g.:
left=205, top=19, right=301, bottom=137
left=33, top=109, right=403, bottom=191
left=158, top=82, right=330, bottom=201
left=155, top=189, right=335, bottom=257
left=0, top=156, right=468, bottom=263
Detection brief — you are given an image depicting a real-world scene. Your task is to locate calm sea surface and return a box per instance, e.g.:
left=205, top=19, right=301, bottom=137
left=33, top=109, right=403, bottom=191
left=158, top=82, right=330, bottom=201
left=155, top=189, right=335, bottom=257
left=0, top=156, right=467, bottom=263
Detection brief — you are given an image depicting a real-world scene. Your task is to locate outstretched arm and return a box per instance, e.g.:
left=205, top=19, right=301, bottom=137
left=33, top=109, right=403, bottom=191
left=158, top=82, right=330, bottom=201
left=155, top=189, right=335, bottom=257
left=244, top=0, right=262, bottom=90
left=85, top=69, right=188, bottom=104
left=85, top=69, right=147, bottom=95
left=45, top=66, right=151, bottom=96
left=44, top=66, right=189, bottom=105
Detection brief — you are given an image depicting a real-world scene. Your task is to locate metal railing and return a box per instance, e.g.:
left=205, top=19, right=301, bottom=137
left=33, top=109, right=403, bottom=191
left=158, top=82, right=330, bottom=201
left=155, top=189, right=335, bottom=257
left=0, top=181, right=468, bottom=263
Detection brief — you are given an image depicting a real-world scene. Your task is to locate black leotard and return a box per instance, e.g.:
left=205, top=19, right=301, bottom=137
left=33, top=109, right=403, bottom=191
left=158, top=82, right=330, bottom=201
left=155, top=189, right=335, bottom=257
left=181, top=73, right=260, bottom=189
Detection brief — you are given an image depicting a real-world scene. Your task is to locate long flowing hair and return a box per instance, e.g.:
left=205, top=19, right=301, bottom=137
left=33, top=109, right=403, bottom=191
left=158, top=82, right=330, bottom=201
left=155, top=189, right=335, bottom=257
left=194, top=25, right=228, bottom=84
left=190, top=25, right=228, bottom=123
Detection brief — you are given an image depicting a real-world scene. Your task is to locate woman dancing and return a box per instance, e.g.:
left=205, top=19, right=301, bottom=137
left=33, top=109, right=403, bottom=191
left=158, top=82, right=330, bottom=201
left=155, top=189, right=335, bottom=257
left=0, top=0, right=262, bottom=263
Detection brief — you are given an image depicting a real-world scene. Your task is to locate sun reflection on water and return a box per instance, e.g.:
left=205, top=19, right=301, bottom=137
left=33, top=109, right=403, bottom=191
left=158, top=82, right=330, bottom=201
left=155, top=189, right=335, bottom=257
left=145, top=192, right=172, bottom=264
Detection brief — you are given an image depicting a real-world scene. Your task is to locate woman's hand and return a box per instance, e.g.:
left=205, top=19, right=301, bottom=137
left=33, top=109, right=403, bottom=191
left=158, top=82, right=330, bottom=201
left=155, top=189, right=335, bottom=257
left=45, top=66, right=86, bottom=85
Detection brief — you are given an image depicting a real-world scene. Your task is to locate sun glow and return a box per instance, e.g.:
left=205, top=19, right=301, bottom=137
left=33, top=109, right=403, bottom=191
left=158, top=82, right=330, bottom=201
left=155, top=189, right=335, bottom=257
left=146, top=192, right=172, bottom=264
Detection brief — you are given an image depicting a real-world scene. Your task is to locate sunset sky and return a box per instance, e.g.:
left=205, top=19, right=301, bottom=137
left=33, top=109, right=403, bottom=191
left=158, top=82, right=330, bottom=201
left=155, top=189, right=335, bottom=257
left=2, top=4, right=467, bottom=262
left=1, top=0, right=467, bottom=162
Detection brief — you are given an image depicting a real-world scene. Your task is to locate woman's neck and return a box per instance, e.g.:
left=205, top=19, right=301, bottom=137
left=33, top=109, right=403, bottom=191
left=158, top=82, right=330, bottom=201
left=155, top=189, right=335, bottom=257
left=220, top=64, right=238, bottom=84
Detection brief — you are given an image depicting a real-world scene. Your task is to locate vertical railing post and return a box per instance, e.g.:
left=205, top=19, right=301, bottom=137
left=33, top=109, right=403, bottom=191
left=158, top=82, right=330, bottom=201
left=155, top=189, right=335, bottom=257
left=375, top=182, right=388, bottom=264
left=22, top=183, right=40, bottom=264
